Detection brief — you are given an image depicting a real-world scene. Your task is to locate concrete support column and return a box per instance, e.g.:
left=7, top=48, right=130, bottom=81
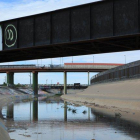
left=64, top=71, right=67, bottom=95
left=32, top=71, right=38, bottom=95
left=7, top=72, right=14, bottom=85
left=88, top=71, right=90, bottom=86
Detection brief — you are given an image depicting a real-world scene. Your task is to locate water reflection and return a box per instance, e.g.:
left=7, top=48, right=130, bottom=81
left=1, top=97, right=140, bottom=140
left=7, top=104, right=14, bottom=119
left=33, top=98, right=38, bottom=121
left=64, top=101, right=67, bottom=122
left=91, top=109, right=140, bottom=140
left=88, top=108, right=90, bottom=121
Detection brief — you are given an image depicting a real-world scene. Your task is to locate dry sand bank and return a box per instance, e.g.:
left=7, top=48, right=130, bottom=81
left=62, top=78, right=140, bottom=124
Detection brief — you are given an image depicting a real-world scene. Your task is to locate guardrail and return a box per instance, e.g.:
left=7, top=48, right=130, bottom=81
left=90, top=60, right=140, bottom=84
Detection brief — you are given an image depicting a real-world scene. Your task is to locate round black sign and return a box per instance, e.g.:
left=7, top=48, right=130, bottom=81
left=5, top=24, right=17, bottom=48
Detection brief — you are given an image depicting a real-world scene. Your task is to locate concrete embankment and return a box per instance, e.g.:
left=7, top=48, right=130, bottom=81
left=62, top=78, right=140, bottom=124
left=0, top=94, right=33, bottom=108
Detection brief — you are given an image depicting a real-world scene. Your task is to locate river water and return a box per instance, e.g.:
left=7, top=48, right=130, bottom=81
left=1, top=96, right=140, bottom=140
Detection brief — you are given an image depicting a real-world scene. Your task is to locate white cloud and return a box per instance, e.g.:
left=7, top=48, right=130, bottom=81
left=0, top=0, right=100, bottom=21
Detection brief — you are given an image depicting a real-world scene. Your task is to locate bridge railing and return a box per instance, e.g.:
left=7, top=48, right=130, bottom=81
left=0, top=64, right=120, bottom=70
left=39, top=84, right=88, bottom=87
left=90, top=60, right=140, bottom=84
left=0, top=64, right=65, bottom=69
left=0, top=65, right=36, bottom=69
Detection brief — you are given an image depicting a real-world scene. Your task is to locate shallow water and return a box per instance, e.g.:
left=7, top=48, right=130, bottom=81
left=1, top=97, right=140, bottom=140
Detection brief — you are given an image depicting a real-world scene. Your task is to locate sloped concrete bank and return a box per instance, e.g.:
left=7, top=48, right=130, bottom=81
left=0, top=94, right=33, bottom=108
left=62, top=78, right=140, bottom=125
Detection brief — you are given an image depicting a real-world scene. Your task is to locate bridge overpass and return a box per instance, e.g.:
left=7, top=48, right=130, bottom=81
left=0, top=0, right=140, bottom=62
left=0, top=63, right=123, bottom=73
left=0, top=63, right=123, bottom=95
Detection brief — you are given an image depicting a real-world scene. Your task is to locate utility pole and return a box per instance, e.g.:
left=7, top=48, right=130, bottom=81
left=51, top=58, right=52, bottom=65
left=124, top=55, right=126, bottom=64
left=29, top=73, right=31, bottom=87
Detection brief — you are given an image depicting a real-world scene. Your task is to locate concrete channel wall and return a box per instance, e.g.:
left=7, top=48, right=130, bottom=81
left=91, top=60, right=140, bottom=84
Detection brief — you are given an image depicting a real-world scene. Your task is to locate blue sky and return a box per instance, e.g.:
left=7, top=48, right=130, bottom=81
left=0, top=0, right=140, bottom=84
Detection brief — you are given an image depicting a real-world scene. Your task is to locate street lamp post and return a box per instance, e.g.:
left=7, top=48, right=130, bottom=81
left=29, top=73, right=31, bottom=87
left=124, top=55, right=126, bottom=64
left=93, top=56, right=94, bottom=63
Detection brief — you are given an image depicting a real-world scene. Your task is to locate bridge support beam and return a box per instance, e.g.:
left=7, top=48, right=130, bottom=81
left=32, top=71, right=38, bottom=95
left=7, top=72, right=14, bottom=86
left=88, top=71, right=90, bottom=86
left=64, top=71, right=67, bottom=95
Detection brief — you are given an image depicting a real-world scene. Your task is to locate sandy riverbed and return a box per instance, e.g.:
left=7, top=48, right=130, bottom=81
left=62, top=78, right=140, bottom=125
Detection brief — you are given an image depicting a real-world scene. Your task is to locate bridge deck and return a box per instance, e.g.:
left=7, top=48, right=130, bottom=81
left=0, top=63, right=123, bottom=73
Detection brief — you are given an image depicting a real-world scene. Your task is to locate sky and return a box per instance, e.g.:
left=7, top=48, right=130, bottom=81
left=0, top=0, right=140, bottom=85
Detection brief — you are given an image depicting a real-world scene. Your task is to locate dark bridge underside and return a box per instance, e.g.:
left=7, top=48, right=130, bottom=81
left=0, top=0, right=140, bottom=62
left=1, top=34, right=140, bottom=63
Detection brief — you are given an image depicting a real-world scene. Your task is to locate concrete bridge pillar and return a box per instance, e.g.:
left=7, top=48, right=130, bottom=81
left=32, top=71, right=38, bottom=95
left=64, top=71, right=67, bottom=95
left=7, top=72, right=14, bottom=85
left=88, top=71, right=90, bottom=86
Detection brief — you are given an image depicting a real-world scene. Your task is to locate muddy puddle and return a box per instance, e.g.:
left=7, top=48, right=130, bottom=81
left=1, top=96, right=140, bottom=140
